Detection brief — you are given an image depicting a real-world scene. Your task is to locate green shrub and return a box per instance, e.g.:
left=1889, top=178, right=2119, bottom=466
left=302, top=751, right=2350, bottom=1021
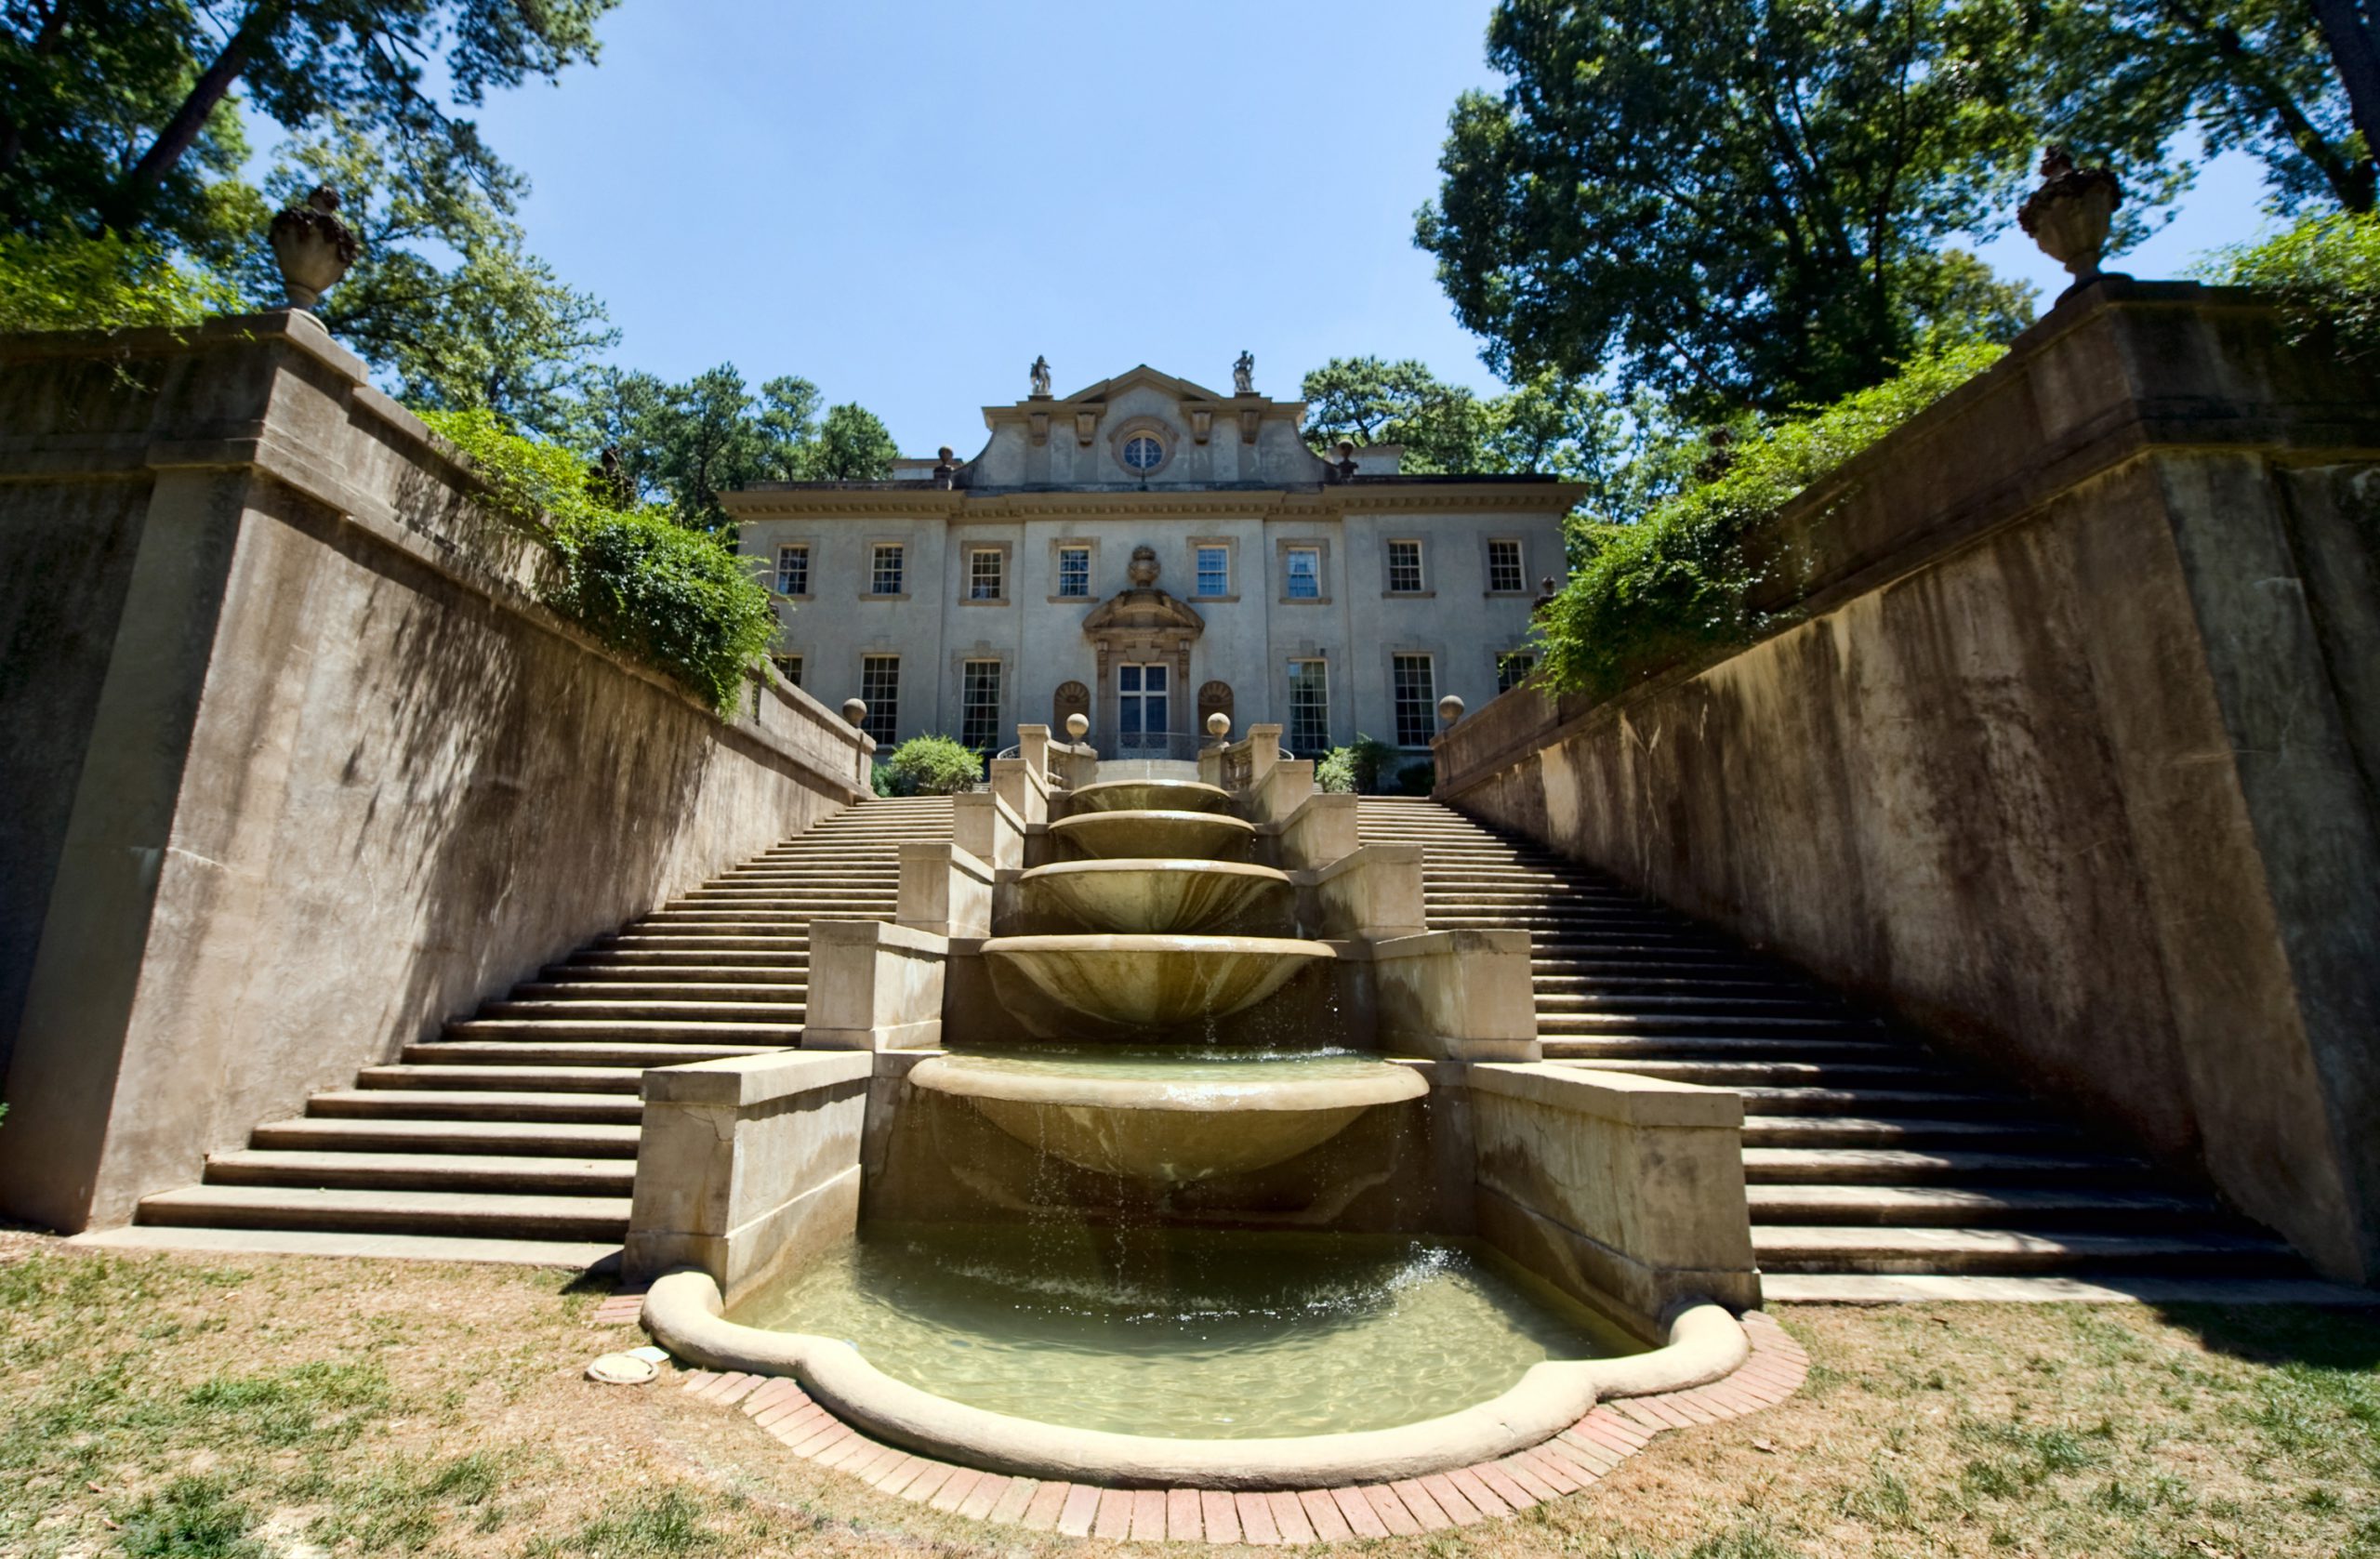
left=876, top=734, right=983, bottom=796
left=2199, top=211, right=2380, bottom=366
left=418, top=408, right=777, bottom=717
left=0, top=232, right=238, bottom=335
left=1534, top=342, right=2003, bottom=701
left=1392, top=758, right=1435, bottom=796
left=1315, top=746, right=1357, bottom=793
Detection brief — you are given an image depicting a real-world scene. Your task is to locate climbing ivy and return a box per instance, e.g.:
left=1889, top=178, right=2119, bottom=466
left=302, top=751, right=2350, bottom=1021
left=1531, top=342, right=2004, bottom=701
left=417, top=407, right=778, bottom=717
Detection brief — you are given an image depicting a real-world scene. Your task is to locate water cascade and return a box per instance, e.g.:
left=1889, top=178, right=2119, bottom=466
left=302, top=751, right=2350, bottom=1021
left=912, top=771, right=1423, bottom=1179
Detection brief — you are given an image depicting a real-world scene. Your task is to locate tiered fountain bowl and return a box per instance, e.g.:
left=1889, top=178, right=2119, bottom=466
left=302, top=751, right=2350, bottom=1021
left=911, top=775, right=1423, bottom=1181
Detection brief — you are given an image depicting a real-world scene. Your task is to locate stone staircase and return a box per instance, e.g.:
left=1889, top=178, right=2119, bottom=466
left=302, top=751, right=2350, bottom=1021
left=1355, top=797, right=2305, bottom=1298
left=121, top=798, right=956, bottom=1265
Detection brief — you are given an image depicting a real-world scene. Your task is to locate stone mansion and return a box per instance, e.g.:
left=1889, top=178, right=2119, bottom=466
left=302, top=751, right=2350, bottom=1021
left=726, top=363, right=1581, bottom=762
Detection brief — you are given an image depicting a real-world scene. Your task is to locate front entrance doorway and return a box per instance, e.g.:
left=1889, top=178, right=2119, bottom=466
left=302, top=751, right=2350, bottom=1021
left=1117, top=663, right=1170, bottom=753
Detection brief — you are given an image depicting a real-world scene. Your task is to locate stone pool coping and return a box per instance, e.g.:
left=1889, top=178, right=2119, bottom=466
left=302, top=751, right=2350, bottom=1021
left=639, top=1268, right=1750, bottom=1490
left=647, top=1307, right=1808, bottom=1540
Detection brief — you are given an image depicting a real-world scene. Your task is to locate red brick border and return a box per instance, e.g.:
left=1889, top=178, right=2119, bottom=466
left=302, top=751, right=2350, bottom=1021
left=654, top=1312, right=1806, bottom=1540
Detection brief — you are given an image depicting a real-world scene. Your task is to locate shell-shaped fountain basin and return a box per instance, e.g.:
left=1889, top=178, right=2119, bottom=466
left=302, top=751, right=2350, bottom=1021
left=909, top=1049, right=1427, bottom=1181
left=1021, top=859, right=1294, bottom=934
left=1050, top=809, right=1254, bottom=861
left=1066, top=778, right=1232, bottom=813
left=984, top=933, right=1332, bottom=1033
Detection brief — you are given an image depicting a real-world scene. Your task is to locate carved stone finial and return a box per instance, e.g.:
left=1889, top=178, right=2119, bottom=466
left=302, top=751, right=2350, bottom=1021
left=932, top=445, right=957, bottom=488
left=2019, top=145, right=2123, bottom=290
left=1437, top=694, right=1466, bottom=730
left=1065, top=712, right=1090, bottom=740
left=1128, top=545, right=1160, bottom=588
left=1334, top=440, right=1358, bottom=482
left=1232, top=350, right=1254, bottom=396
left=841, top=697, right=867, bottom=728
left=1029, top=355, right=1052, bottom=397
left=269, top=183, right=361, bottom=311
left=1207, top=710, right=1232, bottom=739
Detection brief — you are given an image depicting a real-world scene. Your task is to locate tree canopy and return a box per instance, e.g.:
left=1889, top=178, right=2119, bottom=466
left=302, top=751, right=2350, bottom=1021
left=1419, top=0, right=2380, bottom=419
left=1416, top=0, right=2047, bottom=418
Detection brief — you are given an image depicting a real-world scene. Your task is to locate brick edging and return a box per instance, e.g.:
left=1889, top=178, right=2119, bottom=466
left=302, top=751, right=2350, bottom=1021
left=643, top=1311, right=1806, bottom=1541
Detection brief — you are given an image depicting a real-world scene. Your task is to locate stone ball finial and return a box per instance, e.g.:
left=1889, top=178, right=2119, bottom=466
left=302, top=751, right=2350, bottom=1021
left=841, top=697, right=867, bottom=727
left=2019, top=145, right=2123, bottom=290
left=1437, top=694, right=1466, bottom=729
left=1207, top=711, right=1231, bottom=738
left=269, top=183, right=361, bottom=312
left=1065, top=713, right=1090, bottom=740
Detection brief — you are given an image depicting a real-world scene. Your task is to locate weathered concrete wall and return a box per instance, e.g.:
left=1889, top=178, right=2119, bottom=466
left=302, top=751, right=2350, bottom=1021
left=1434, top=281, right=2380, bottom=1283
left=0, top=313, right=874, bottom=1233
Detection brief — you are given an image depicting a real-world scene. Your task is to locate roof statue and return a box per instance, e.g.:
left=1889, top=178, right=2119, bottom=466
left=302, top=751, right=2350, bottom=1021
left=1029, top=355, right=1052, bottom=398
left=1232, top=350, right=1254, bottom=396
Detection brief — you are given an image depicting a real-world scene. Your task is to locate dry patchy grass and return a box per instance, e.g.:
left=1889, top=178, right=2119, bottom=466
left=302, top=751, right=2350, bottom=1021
left=1, top=1228, right=2374, bottom=1557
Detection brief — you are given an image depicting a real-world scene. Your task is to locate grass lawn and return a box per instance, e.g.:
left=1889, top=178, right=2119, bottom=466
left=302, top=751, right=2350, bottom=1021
left=2, top=1229, right=2375, bottom=1557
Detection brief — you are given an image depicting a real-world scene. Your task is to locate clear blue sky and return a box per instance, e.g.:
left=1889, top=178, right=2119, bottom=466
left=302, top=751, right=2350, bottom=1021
left=456, top=0, right=2278, bottom=455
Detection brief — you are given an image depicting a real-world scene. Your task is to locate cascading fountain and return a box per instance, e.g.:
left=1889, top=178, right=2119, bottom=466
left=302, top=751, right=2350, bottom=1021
left=628, top=714, right=1762, bottom=1489
left=907, top=766, right=1425, bottom=1182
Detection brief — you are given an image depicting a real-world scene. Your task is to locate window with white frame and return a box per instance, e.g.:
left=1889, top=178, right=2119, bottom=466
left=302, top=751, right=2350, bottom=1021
left=1287, top=659, right=1329, bottom=753
left=859, top=655, right=899, bottom=744
left=1496, top=651, right=1536, bottom=693
left=1196, top=545, right=1230, bottom=597
left=1387, top=539, right=1424, bottom=593
left=1057, top=547, right=1091, bottom=598
left=1392, top=654, right=1436, bottom=746
left=1488, top=538, right=1527, bottom=593
left=869, top=544, right=906, bottom=597
left=1285, top=546, right=1321, bottom=600
left=960, top=659, right=1002, bottom=752
left=772, top=654, right=803, bottom=688
left=774, top=544, right=811, bottom=596
left=968, top=547, right=1004, bottom=601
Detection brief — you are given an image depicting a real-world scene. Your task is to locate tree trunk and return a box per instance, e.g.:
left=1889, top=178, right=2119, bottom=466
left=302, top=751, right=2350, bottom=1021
left=2310, top=0, right=2380, bottom=210
left=104, top=0, right=290, bottom=231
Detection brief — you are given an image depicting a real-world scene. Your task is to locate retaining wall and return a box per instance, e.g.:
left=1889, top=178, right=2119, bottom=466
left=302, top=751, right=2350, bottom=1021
left=1433, top=280, right=2380, bottom=1283
left=0, top=311, right=872, bottom=1232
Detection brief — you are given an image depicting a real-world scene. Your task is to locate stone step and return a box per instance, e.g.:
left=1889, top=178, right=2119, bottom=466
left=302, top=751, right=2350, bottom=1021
left=1736, top=1086, right=2030, bottom=1116
left=591, top=937, right=811, bottom=955
left=67, top=1225, right=620, bottom=1269
left=1532, top=991, right=1838, bottom=1012
left=1531, top=973, right=1813, bottom=994
left=1747, top=1183, right=2217, bottom=1225
left=1752, top=1224, right=2293, bottom=1274
left=307, top=1089, right=644, bottom=1123
left=1740, top=1147, right=2160, bottom=1183
left=1531, top=945, right=1743, bottom=962
left=401, top=1038, right=777, bottom=1068
left=359, top=1064, right=643, bottom=1094
left=1542, top=1036, right=1906, bottom=1063
left=1579, top=1059, right=1957, bottom=1087
left=444, top=1018, right=805, bottom=1043
left=1740, top=1114, right=2085, bottom=1148
left=136, top=1184, right=630, bottom=1240
left=549, top=961, right=808, bottom=981
left=1534, top=1014, right=1889, bottom=1038
left=638, top=910, right=892, bottom=926
left=250, top=1116, right=641, bottom=1156
left=477, top=999, right=808, bottom=1023
left=510, top=982, right=806, bottom=1002
left=205, top=1149, right=634, bottom=1195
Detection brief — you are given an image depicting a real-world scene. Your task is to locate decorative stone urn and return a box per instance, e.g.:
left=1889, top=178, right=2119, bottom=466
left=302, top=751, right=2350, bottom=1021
left=268, top=185, right=361, bottom=310
left=2017, top=146, right=2122, bottom=289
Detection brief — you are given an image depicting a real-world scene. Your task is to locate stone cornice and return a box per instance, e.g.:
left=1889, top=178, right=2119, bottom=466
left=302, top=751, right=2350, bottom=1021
left=722, top=480, right=1588, bottom=522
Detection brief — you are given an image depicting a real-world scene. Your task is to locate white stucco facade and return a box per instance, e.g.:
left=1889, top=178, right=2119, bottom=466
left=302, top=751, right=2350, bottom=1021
left=726, top=364, right=1580, bottom=764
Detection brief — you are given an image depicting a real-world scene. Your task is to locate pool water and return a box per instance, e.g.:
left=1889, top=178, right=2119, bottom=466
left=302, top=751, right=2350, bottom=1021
left=723, top=1222, right=1639, bottom=1438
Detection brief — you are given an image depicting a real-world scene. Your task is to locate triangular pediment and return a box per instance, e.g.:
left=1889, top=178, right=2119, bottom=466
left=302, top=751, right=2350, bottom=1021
left=1054, top=363, right=1232, bottom=406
